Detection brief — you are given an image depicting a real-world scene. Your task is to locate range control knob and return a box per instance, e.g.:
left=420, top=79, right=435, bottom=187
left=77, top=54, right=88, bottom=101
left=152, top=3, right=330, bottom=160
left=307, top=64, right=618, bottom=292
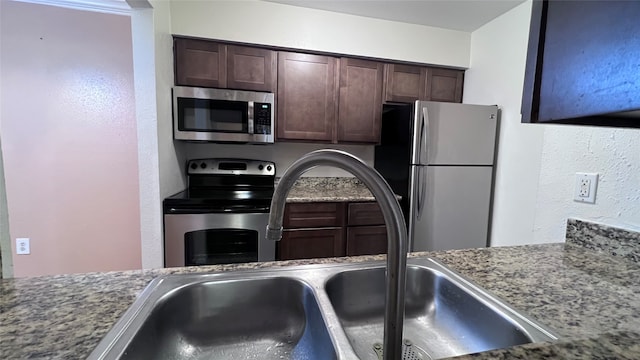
left=258, top=164, right=264, bottom=171
left=200, top=162, right=207, bottom=169
left=190, top=163, right=198, bottom=170
left=266, top=165, right=273, bottom=172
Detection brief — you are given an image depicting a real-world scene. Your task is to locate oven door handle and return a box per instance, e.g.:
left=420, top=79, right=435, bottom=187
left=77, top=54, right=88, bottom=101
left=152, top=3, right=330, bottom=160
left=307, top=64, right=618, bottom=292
left=165, top=206, right=271, bottom=214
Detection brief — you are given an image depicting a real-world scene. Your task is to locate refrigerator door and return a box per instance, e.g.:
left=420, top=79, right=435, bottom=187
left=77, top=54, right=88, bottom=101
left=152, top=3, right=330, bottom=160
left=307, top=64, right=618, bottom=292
left=412, top=101, right=498, bottom=166
left=410, top=165, right=493, bottom=252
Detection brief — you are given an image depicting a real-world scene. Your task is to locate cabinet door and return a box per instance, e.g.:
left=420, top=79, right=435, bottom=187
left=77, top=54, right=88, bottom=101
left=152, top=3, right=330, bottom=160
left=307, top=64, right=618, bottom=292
left=174, top=38, right=227, bottom=88
left=384, top=64, right=427, bottom=103
left=338, top=58, right=384, bottom=143
left=347, top=202, right=384, bottom=226
left=283, top=202, right=345, bottom=228
left=522, top=0, right=640, bottom=127
left=346, top=225, right=387, bottom=256
left=277, top=52, right=338, bottom=142
left=425, top=68, right=464, bottom=103
left=226, top=45, right=277, bottom=92
left=278, top=228, right=345, bottom=260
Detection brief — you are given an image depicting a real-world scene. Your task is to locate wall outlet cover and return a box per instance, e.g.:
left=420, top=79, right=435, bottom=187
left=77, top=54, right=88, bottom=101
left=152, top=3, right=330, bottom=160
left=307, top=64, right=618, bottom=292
left=574, top=173, right=598, bottom=204
left=16, top=238, right=30, bottom=255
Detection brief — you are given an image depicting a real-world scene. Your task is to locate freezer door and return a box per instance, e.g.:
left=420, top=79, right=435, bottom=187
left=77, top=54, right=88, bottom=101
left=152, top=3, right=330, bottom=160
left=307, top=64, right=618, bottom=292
left=410, top=166, right=493, bottom=252
left=412, top=101, right=498, bottom=166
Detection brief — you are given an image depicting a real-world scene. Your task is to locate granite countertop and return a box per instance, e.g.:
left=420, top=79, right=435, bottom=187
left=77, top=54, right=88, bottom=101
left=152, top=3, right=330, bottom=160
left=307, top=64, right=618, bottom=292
left=1, top=220, right=640, bottom=359
left=284, top=177, right=387, bottom=203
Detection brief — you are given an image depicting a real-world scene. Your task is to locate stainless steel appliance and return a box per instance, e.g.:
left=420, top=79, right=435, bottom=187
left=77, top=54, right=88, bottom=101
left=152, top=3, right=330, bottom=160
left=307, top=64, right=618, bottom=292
left=375, top=101, right=498, bottom=252
left=172, top=86, right=274, bottom=143
left=163, top=158, right=276, bottom=267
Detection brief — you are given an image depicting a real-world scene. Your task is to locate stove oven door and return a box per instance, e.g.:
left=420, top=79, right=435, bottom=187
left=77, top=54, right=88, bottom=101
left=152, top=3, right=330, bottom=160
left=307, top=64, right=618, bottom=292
left=164, top=212, right=274, bottom=267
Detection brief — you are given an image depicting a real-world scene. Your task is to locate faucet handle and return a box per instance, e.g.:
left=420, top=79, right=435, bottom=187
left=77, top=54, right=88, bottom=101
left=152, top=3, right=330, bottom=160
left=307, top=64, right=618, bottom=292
left=265, top=225, right=283, bottom=242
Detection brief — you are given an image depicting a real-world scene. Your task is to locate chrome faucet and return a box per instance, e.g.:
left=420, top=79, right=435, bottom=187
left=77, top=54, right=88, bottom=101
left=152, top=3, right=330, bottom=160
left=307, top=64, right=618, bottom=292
left=266, top=149, right=408, bottom=360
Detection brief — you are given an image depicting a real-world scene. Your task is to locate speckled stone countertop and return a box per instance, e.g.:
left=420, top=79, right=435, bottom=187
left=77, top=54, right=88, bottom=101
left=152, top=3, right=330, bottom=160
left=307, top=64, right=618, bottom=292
left=284, top=177, right=384, bottom=202
left=2, top=221, right=640, bottom=359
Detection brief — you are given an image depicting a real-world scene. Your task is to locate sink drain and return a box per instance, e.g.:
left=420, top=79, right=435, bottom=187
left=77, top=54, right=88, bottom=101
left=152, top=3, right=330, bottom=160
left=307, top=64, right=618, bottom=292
left=372, top=339, right=432, bottom=360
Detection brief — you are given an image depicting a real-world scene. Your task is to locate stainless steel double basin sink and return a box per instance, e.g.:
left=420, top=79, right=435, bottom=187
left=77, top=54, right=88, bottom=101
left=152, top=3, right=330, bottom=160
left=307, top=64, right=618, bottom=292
left=89, top=258, right=557, bottom=360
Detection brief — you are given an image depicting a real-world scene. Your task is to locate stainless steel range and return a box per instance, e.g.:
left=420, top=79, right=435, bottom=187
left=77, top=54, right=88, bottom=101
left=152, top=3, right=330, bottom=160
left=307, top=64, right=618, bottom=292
left=163, top=158, right=276, bottom=267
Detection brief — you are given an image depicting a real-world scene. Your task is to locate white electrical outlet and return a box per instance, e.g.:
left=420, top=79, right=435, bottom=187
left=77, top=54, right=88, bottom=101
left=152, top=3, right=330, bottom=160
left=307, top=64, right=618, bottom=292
left=16, top=238, right=30, bottom=255
left=574, top=173, right=598, bottom=204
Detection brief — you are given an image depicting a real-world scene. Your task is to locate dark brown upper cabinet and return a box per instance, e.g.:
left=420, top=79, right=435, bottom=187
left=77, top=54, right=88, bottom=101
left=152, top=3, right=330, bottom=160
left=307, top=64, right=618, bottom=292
left=174, top=38, right=276, bottom=92
left=173, top=36, right=469, bottom=143
left=277, top=52, right=338, bottom=142
left=174, top=38, right=227, bottom=88
left=425, top=67, right=464, bottom=103
left=226, top=45, right=277, bottom=92
left=384, top=64, right=426, bottom=103
left=522, top=0, right=640, bottom=128
left=337, top=58, right=384, bottom=143
left=384, top=64, right=463, bottom=104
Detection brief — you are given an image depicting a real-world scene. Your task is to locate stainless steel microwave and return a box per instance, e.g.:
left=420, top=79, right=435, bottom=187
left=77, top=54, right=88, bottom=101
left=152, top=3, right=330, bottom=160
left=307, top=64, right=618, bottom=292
left=172, top=86, right=274, bottom=143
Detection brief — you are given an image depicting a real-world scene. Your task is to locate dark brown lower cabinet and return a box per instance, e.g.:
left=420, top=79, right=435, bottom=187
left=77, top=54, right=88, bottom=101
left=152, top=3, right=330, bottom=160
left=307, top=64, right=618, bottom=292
left=278, top=228, right=345, bottom=260
left=346, top=225, right=387, bottom=256
left=277, top=201, right=387, bottom=261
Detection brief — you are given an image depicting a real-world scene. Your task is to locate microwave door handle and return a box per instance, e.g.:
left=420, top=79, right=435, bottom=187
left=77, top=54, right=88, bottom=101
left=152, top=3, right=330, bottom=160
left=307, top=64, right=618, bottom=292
left=248, top=101, right=255, bottom=134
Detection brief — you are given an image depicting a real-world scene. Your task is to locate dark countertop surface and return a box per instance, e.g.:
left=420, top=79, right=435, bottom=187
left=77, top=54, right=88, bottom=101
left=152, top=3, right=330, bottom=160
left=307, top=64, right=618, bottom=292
left=1, top=240, right=640, bottom=359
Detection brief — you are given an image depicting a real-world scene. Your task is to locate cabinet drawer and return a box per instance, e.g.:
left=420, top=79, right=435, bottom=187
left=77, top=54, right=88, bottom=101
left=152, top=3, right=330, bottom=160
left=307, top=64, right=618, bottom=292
left=347, top=202, right=384, bottom=226
left=278, top=228, right=345, bottom=260
left=284, top=202, right=345, bottom=228
left=346, top=225, right=387, bottom=256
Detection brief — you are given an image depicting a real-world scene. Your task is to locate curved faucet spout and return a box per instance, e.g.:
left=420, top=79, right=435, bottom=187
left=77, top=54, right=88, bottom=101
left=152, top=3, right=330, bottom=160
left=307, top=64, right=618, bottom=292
left=266, top=149, right=408, bottom=360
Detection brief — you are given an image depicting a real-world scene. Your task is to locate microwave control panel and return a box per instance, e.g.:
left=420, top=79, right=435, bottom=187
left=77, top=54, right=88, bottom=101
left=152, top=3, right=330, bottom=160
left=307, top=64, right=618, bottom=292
left=254, top=103, right=272, bottom=135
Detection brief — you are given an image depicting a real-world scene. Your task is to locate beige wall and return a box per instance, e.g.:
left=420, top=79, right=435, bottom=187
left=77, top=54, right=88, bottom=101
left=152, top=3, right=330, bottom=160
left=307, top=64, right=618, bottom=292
left=164, top=0, right=471, bottom=179
left=170, top=0, right=471, bottom=68
left=0, top=1, right=141, bottom=277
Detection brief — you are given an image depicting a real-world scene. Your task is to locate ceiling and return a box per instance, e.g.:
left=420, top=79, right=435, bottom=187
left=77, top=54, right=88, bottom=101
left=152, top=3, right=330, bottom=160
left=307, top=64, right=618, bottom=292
left=264, top=0, right=525, bottom=32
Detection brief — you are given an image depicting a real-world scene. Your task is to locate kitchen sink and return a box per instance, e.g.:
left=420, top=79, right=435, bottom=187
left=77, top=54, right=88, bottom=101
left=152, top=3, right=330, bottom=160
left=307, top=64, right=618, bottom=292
left=90, top=276, right=337, bottom=360
left=326, top=265, right=550, bottom=359
left=89, top=259, right=557, bottom=360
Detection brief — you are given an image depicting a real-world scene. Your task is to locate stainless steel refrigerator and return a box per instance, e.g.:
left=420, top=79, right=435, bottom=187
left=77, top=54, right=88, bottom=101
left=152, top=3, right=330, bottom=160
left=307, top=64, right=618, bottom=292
left=374, top=101, right=498, bottom=251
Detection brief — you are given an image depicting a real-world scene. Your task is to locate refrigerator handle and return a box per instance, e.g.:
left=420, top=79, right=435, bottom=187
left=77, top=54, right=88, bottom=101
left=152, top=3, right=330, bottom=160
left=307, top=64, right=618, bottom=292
left=416, top=167, right=426, bottom=220
left=421, top=107, right=430, bottom=164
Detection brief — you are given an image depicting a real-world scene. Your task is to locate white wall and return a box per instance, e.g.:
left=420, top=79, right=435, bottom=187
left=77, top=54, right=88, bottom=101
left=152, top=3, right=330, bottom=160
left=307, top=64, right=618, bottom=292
left=0, top=137, right=13, bottom=278
left=180, top=142, right=374, bottom=178
left=129, top=0, right=176, bottom=269
left=170, top=0, right=470, bottom=68
left=468, top=0, right=640, bottom=245
left=464, top=1, right=547, bottom=246
left=533, top=126, right=640, bottom=240
left=130, top=5, right=162, bottom=270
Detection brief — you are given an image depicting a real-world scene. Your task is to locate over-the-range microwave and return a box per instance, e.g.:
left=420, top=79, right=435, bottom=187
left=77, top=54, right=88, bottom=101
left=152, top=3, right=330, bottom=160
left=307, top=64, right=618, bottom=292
left=172, top=86, right=274, bottom=144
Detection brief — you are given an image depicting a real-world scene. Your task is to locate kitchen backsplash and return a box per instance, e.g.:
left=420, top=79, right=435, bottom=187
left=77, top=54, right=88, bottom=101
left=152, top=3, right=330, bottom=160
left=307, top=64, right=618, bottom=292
left=177, top=142, right=375, bottom=178
left=566, top=218, right=640, bottom=263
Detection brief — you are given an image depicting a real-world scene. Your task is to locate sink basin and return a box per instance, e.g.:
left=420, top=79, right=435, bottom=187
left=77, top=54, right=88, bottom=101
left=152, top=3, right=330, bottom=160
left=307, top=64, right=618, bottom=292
left=326, top=265, right=551, bottom=359
left=90, top=276, right=337, bottom=360
left=89, top=259, right=556, bottom=360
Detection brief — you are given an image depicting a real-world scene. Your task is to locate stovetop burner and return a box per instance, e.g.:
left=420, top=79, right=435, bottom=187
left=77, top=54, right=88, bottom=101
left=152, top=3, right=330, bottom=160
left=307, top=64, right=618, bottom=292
left=163, top=158, right=275, bottom=214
